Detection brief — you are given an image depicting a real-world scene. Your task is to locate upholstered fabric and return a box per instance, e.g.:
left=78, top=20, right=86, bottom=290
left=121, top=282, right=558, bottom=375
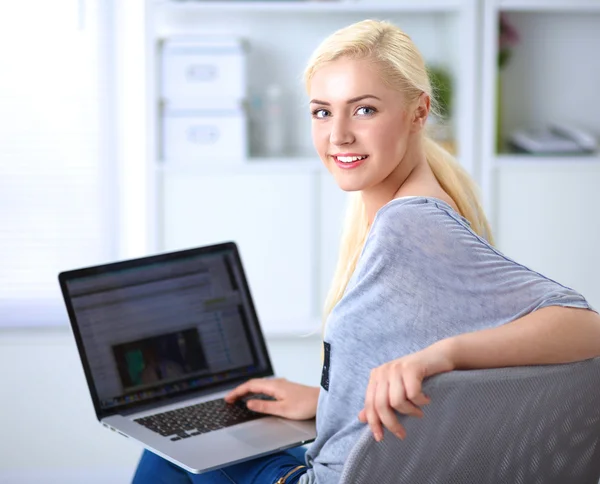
left=340, top=359, right=600, bottom=484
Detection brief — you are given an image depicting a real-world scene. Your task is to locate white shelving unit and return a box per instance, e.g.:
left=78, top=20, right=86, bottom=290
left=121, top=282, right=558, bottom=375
left=113, top=0, right=600, bottom=333
left=139, top=0, right=479, bottom=335
left=481, top=0, right=600, bottom=309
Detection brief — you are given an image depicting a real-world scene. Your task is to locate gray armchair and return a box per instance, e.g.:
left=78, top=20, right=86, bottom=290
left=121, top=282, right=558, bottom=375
left=340, top=358, right=600, bottom=484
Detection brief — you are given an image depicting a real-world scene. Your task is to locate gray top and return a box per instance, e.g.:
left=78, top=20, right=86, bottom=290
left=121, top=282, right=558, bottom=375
left=299, top=196, right=593, bottom=484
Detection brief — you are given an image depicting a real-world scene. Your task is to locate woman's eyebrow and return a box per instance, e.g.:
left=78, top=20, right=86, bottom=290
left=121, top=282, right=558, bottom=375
left=309, top=94, right=382, bottom=106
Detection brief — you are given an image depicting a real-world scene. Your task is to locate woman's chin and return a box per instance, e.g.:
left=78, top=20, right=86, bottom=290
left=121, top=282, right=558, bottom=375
left=335, top=181, right=364, bottom=192
left=331, top=169, right=368, bottom=192
left=334, top=176, right=364, bottom=192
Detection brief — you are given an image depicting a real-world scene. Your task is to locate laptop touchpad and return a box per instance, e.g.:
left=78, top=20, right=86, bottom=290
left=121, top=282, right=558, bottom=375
left=228, top=419, right=303, bottom=449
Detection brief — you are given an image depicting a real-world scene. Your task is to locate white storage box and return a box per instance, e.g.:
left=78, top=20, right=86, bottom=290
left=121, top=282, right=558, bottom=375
left=162, top=101, right=248, bottom=163
left=161, top=36, right=246, bottom=101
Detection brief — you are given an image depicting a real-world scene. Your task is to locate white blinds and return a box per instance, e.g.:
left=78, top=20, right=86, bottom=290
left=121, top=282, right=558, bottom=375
left=0, top=1, right=115, bottom=326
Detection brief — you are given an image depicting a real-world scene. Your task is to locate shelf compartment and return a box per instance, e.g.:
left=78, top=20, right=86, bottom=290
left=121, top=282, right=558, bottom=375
left=495, top=11, right=600, bottom=157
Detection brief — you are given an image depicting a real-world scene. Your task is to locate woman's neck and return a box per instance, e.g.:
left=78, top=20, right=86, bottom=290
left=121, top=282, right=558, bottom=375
left=362, top=147, right=429, bottom=225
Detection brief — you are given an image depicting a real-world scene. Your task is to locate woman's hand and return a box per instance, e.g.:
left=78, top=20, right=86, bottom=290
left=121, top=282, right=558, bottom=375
left=358, top=340, right=455, bottom=442
left=224, top=378, right=319, bottom=420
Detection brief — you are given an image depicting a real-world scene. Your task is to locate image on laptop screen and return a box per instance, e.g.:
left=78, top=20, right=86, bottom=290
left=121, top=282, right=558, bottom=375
left=60, top=244, right=273, bottom=414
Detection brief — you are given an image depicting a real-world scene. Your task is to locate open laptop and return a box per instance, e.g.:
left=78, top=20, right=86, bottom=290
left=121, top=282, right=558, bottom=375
left=58, top=241, right=316, bottom=474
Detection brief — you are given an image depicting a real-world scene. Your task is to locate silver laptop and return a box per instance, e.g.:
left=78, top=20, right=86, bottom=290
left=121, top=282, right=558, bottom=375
left=58, top=241, right=316, bottom=474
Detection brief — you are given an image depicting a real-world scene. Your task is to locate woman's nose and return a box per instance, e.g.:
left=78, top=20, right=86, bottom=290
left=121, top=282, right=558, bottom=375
left=330, top=118, right=355, bottom=146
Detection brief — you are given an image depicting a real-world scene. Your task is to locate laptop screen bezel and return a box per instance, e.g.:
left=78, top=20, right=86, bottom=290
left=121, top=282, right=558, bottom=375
left=58, top=241, right=276, bottom=421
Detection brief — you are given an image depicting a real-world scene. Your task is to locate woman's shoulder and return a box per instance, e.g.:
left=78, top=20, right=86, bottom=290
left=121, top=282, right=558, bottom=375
left=352, top=197, right=472, bottom=287
left=372, top=196, right=471, bottom=234
left=363, top=195, right=490, bottom=267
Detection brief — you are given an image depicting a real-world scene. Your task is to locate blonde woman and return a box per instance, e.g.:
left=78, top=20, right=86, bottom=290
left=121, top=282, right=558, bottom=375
left=133, top=19, right=600, bottom=484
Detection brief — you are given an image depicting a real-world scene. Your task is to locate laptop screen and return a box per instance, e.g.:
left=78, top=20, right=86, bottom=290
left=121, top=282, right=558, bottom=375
left=60, top=242, right=274, bottom=418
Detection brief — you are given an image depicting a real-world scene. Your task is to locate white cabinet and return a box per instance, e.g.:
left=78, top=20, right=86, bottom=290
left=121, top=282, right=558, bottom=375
left=161, top=168, right=321, bottom=335
left=494, top=161, right=600, bottom=309
left=159, top=160, right=350, bottom=334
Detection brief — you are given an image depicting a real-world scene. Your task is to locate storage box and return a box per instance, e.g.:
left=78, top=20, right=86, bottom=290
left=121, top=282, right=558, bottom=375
left=161, top=101, right=248, bottom=163
left=161, top=36, right=246, bottom=101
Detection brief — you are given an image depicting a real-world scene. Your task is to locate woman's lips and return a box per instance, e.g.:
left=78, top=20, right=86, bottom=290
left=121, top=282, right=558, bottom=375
left=332, top=155, right=369, bottom=169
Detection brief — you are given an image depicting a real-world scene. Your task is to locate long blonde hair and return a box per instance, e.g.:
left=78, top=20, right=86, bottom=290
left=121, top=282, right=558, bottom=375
left=304, top=19, right=494, bottom=323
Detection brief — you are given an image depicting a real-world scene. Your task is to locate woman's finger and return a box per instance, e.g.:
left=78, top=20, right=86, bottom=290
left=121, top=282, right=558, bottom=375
left=402, top=370, right=430, bottom=407
left=245, top=398, right=286, bottom=417
left=375, top=380, right=405, bottom=440
left=389, top=373, right=422, bottom=419
left=364, top=378, right=383, bottom=442
left=358, top=408, right=366, bottom=422
left=224, top=379, right=275, bottom=403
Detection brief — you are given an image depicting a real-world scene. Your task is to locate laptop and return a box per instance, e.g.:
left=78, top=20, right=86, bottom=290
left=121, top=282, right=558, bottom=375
left=58, top=241, right=316, bottom=474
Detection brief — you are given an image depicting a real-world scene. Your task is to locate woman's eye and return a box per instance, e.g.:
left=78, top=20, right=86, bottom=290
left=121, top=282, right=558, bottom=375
left=312, top=109, right=330, bottom=119
left=356, top=106, right=376, bottom=116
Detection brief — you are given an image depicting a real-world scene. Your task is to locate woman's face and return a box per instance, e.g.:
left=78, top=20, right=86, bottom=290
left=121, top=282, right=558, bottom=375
left=309, top=57, right=414, bottom=192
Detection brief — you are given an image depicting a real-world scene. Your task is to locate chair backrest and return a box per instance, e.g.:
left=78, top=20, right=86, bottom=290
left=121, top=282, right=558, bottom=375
left=340, top=358, right=600, bottom=484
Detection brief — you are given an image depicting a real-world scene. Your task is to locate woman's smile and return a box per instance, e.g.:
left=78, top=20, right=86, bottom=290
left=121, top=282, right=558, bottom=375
left=331, top=154, right=369, bottom=169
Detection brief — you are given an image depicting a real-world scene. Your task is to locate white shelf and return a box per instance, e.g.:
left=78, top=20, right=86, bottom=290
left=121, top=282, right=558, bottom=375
left=157, top=157, right=322, bottom=174
left=498, top=0, right=600, bottom=12
left=156, top=0, right=465, bottom=14
left=495, top=154, right=600, bottom=167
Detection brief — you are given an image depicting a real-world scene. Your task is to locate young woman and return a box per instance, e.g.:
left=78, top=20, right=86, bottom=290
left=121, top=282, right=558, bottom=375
left=132, top=19, right=600, bottom=484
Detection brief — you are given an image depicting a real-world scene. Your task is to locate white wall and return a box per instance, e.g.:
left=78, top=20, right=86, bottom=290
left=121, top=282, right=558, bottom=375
left=0, top=329, right=322, bottom=484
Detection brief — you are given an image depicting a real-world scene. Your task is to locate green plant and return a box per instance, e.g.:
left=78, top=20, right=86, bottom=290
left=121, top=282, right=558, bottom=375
left=427, top=65, right=453, bottom=120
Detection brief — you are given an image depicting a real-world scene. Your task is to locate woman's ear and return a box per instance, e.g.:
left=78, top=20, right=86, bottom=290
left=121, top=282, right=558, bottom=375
left=411, top=92, right=430, bottom=133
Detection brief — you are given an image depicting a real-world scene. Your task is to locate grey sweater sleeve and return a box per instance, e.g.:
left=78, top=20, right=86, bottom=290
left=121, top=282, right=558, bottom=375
left=355, top=198, right=594, bottom=348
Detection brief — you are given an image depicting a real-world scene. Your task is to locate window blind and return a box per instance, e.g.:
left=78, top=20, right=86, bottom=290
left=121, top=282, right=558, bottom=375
left=0, top=1, right=115, bottom=326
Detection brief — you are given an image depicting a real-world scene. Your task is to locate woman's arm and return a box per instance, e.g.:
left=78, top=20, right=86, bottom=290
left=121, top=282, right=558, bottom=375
left=437, top=306, right=600, bottom=370
left=360, top=305, right=600, bottom=442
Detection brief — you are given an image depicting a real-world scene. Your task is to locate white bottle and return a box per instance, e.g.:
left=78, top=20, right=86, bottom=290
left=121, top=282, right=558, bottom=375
left=263, top=84, right=285, bottom=157
left=248, top=95, right=263, bottom=157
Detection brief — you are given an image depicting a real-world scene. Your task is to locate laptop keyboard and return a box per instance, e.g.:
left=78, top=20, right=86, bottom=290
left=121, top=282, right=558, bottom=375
left=134, top=394, right=275, bottom=441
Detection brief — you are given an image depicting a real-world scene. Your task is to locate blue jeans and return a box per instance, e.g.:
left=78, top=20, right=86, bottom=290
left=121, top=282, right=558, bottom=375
left=132, top=446, right=308, bottom=484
